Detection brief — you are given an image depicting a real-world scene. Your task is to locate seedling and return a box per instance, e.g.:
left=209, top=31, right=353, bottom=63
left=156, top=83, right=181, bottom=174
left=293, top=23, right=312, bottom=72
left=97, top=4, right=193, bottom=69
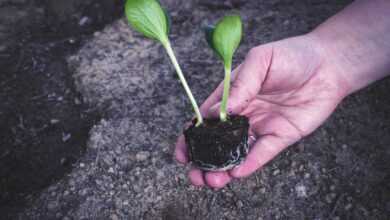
left=184, top=15, right=249, bottom=171
left=205, top=15, right=243, bottom=121
left=125, top=0, right=203, bottom=125
left=125, top=1, right=250, bottom=171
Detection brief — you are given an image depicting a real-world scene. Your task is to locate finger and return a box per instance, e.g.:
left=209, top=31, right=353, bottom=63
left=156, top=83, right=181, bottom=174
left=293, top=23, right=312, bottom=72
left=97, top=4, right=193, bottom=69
left=205, top=102, right=221, bottom=118
left=204, top=171, right=232, bottom=189
left=189, top=168, right=205, bottom=186
left=175, top=135, right=188, bottom=164
left=229, top=135, right=288, bottom=178
left=227, top=46, right=273, bottom=114
left=200, top=65, right=242, bottom=115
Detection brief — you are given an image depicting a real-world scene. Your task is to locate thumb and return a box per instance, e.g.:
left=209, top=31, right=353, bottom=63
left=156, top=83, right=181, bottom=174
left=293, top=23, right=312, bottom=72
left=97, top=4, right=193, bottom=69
left=226, top=46, right=273, bottom=114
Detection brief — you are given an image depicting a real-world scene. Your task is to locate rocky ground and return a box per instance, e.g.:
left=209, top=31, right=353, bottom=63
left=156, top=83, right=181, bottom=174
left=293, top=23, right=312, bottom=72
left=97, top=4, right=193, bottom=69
left=2, top=0, right=390, bottom=219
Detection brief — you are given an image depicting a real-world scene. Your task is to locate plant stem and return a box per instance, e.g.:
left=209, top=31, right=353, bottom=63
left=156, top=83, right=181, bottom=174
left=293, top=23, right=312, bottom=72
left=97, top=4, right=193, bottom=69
left=163, top=41, right=203, bottom=126
left=220, top=62, right=231, bottom=122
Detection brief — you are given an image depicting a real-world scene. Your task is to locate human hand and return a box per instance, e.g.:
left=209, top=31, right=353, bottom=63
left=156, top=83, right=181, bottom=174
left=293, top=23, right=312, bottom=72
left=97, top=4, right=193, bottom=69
left=175, top=34, right=350, bottom=188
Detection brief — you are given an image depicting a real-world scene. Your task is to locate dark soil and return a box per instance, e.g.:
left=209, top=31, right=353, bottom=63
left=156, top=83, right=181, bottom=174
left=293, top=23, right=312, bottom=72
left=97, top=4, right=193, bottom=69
left=185, top=115, right=249, bottom=171
left=0, top=0, right=124, bottom=217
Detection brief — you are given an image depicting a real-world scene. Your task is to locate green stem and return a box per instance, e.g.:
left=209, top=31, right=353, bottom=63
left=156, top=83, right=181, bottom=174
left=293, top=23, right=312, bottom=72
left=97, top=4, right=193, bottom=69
left=163, top=41, right=203, bottom=126
left=220, top=62, right=231, bottom=122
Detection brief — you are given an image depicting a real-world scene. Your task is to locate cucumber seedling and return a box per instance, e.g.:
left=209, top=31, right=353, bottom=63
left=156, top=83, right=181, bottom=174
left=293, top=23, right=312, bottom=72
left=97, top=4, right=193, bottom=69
left=125, top=0, right=203, bottom=126
left=125, top=0, right=250, bottom=171
left=205, top=15, right=243, bottom=121
left=184, top=15, right=249, bottom=171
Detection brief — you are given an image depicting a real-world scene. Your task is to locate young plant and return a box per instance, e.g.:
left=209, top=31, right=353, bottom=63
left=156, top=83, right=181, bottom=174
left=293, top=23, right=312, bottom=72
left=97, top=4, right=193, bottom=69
left=125, top=0, right=203, bottom=125
left=205, top=15, right=243, bottom=122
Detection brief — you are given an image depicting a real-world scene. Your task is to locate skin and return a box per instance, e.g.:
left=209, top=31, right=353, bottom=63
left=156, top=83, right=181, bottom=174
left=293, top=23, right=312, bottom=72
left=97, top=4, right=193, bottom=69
left=175, top=0, right=390, bottom=188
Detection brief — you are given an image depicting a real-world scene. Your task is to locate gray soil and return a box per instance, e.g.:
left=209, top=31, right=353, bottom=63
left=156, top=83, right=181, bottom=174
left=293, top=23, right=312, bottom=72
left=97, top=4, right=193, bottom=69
left=5, top=0, right=390, bottom=219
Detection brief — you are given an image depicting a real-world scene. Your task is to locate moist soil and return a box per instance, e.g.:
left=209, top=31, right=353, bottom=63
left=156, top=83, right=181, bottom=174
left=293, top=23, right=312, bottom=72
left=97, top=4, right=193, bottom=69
left=0, top=0, right=124, bottom=218
left=1, top=0, right=390, bottom=219
left=185, top=115, right=250, bottom=171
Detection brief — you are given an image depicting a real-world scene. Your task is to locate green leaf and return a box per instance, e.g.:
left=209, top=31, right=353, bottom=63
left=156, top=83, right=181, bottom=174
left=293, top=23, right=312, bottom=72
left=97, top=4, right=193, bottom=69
left=125, top=0, right=169, bottom=44
left=211, top=15, right=242, bottom=66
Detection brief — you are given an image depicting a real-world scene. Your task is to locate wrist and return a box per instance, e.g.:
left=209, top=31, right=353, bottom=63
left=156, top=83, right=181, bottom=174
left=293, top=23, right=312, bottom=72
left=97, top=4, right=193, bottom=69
left=307, top=0, right=390, bottom=96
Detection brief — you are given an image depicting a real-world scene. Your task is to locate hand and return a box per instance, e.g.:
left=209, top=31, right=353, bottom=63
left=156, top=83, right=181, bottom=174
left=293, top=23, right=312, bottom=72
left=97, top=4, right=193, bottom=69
left=175, top=34, right=350, bottom=188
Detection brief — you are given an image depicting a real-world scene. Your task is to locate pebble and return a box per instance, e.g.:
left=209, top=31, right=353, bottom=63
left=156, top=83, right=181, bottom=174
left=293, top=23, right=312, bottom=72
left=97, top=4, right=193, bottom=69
left=108, top=167, right=115, bottom=173
left=236, top=200, right=244, bottom=209
left=55, top=212, right=62, bottom=218
left=62, top=133, right=71, bottom=142
left=50, top=119, right=60, bottom=124
left=295, top=184, right=307, bottom=198
left=344, top=203, right=353, bottom=210
left=80, top=163, right=85, bottom=168
left=325, top=193, right=336, bottom=203
left=47, top=201, right=58, bottom=211
left=272, top=169, right=280, bottom=176
left=136, top=151, right=150, bottom=161
left=110, top=214, right=119, bottom=220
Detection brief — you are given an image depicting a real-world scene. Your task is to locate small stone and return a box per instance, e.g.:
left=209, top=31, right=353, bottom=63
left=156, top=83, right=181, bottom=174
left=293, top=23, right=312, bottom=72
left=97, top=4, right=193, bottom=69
left=63, top=190, right=69, bottom=196
left=304, top=173, right=311, bottom=179
left=74, top=97, right=81, bottom=105
left=123, top=200, right=129, bottom=206
left=47, top=201, right=58, bottom=211
left=80, top=163, right=85, bottom=168
left=330, top=185, right=336, bottom=191
left=62, top=133, right=71, bottom=142
left=136, top=151, right=150, bottom=161
left=108, top=167, right=114, bottom=173
left=236, top=200, right=244, bottom=208
left=79, top=16, right=90, bottom=26
left=55, top=212, right=62, bottom=218
left=342, top=144, right=348, bottom=149
left=344, top=203, right=353, bottom=210
left=295, top=184, right=307, bottom=198
left=79, top=189, right=88, bottom=196
left=325, top=193, right=336, bottom=203
left=50, top=119, right=60, bottom=124
left=110, top=214, right=119, bottom=220
left=60, top=157, right=67, bottom=165
left=272, top=169, right=280, bottom=176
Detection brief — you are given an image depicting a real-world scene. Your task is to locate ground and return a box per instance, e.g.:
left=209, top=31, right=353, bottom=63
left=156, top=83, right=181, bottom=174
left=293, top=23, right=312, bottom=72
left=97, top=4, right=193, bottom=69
left=1, top=0, right=389, bottom=219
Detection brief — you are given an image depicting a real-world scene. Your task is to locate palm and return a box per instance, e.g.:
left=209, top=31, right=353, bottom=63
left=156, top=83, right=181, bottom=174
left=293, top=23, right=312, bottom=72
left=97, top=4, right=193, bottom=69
left=176, top=35, right=347, bottom=188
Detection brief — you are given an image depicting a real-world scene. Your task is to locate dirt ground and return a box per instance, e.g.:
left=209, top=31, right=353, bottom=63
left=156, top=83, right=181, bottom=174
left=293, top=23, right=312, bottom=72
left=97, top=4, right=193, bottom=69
left=1, top=0, right=390, bottom=219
